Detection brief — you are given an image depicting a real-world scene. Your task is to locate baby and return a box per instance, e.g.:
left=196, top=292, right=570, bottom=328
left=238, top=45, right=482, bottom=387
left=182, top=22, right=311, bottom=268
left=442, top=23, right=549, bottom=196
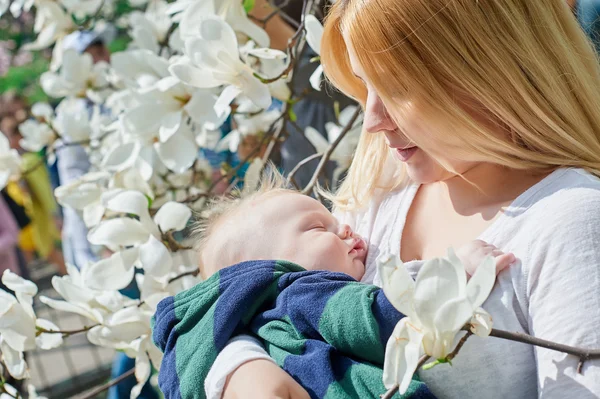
left=195, top=169, right=515, bottom=281
left=155, top=170, right=517, bottom=399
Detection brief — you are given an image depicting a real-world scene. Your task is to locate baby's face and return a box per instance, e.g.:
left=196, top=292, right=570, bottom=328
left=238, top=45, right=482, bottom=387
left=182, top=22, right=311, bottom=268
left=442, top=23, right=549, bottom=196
left=203, top=192, right=367, bottom=280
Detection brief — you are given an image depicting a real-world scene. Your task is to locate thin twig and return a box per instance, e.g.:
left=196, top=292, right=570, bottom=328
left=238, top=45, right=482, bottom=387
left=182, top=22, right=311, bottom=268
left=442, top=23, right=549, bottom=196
left=168, top=269, right=200, bottom=285
left=446, top=330, right=474, bottom=362
left=36, top=324, right=99, bottom=337
left=287, top=153, right=322, bottom=183
left=301, top=107, right=361, bottom=195
left=78, top=368, right=135, bottom=399
left=480, top=327, right=600, bottom=373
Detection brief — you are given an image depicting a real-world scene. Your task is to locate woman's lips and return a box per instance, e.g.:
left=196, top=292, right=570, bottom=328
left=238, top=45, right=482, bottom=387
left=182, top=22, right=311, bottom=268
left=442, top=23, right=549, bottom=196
left=394, top=146, right=418, bottom=162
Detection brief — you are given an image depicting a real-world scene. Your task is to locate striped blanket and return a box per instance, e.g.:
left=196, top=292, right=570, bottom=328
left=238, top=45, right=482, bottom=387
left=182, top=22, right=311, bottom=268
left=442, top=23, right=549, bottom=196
left=152, top=260, right=435, bottom=399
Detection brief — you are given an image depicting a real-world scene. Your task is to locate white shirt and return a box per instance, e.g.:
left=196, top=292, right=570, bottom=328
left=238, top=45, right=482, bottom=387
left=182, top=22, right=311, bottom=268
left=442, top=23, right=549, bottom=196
left=206, top=168, right=600, bottom=398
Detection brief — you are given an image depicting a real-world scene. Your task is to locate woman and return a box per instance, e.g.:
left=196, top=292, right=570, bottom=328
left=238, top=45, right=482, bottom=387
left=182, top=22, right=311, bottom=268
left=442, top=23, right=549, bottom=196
left=206, top=1, right=600, bottom=398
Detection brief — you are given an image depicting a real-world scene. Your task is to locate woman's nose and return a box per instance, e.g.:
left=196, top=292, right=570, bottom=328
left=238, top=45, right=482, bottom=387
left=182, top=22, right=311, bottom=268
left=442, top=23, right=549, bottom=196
left=337, top=224, right=353, bottom=240
left=363, top=90, right=397, bottom=134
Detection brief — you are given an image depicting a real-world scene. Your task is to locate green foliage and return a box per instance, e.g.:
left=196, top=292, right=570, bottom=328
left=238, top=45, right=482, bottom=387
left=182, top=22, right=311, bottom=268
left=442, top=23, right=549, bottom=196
left=243, top=0, right=256, bottom=13
left=0, top=54, right=50, bottom=104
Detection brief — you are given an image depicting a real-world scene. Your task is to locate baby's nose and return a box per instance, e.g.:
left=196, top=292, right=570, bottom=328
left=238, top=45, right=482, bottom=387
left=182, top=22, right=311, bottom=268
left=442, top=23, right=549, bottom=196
left=338, top=224, right=353, bottom=240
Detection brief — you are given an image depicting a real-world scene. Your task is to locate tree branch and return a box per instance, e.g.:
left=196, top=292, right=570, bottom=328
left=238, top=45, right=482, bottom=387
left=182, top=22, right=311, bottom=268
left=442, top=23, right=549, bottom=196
left=36, top=324, right=99, bottom=337
left=78, top=368, right=135, bottom=399
left=301, top=107, right=361, bottom=195
left=168, top=269, right=200, bottom=285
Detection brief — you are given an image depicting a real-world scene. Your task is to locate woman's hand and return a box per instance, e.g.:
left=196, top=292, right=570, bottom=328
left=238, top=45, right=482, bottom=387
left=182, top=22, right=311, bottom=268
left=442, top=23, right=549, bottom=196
left=222, top=359, right=310, bottom=399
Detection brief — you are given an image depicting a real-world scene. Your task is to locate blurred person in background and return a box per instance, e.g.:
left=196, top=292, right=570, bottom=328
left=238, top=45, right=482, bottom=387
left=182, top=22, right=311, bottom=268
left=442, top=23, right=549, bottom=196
left=0, top=195, right=21, bottom=285
left=57, top=30, right=111, bottom=271
left=1, top=105, right=66, bottom=275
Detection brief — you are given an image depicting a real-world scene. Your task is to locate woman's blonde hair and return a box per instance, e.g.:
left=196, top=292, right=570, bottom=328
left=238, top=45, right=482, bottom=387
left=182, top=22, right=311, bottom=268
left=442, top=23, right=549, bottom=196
left=322, top=0, right=600, bottom=209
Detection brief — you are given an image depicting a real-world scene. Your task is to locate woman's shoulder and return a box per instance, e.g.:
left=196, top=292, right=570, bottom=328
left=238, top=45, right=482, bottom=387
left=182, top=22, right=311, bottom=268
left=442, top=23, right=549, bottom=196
left=512, top=168, right=600, bottom=254
left=524, top=168, right=600, bottom=222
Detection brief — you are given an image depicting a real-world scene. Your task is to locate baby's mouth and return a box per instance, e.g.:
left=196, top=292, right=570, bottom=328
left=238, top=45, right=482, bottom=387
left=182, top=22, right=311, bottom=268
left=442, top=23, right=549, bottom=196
left=349, top=237, right=367, bottom=263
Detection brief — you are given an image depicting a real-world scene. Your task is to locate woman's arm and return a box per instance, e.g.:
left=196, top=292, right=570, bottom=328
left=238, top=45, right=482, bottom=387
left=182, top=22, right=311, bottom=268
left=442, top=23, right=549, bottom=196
left=527, top=193, right=600, bottom=397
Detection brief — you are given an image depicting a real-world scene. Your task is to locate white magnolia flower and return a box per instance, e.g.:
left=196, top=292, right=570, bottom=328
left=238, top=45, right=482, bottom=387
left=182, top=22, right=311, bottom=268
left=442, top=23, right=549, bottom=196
left=84, top=190, right=192, bottom=290
left=304, top=105, right=362, bottom=184
left=378, top=249, right=496, bottom=394
left=241, top=41, right=291, bottom=102
left=86, top=304, right=162, bottom=399
left=41, top=50, right=109, bottom=98
left=0, top=133, right=21, bottom=190
left=175, top=0, right=269, bottom=48
left=18, top=119, right=55, bottom=152
left=31, top=102, right=54, bottom=122
left=54, top=171, right=111, bottom=227
left=23, top=0, right=75, bottom=71
left=112, top=50, right=227, bottom=173
left=39, top=263, right=138, bottom=324
left=0, top=383, right=19, bottom=399
left=170, top=16, right=272, bottom=112
left=0, top=271, right=36, bottom=379
left=129, top=0, right=172, bottom=54
left=52, top=98, right=93, bottom=143
left=304, top=15, right=324, bottom=91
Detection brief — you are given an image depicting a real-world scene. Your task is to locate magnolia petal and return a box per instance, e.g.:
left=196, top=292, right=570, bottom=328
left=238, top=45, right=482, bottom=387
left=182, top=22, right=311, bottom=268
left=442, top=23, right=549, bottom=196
left=215, top=85, right=242, bottom=117
left=51, top=274, right=95, bottom=306
left=376, top=253, right=416, bottom=318
left=139, top=235, right=173, bottom=278
left=237, top=70, right=272, bottom=110
left=470, top=308, right=493, bottom=337
left=154, top=202, right=191, bottom=232
left=155, top=130, right=198, bottom=174
left=304, top=126, right=329, bottom=154
left=309, top=63, right=324, bottom=92
left=383, top=318, right=423, bottom=394
left=413, top=257, right=465, bottom=330
left=242, top=159, right=264, bottom=194
left=465, top=255, right=496, bottom=309
left=147, top=341, right=163, bottom=372
left=169, top=62, right=221, bottom=89
left=0, top=319, right=36, bottom=352
left=2, top=270, right=38, bottom=320
left=39, top=296, right=100, bottom=323
left=304, top=15, right=323, bottom=55
left=159, top=111, right=184, bottom=143
left=101, top=141, right=140, bottom=172
left=83, top=248, right=139, bottom=291
left=35, top=318, right=64, bottom=350
left=215, top=130, right=240, bottom=153
left=131, top=349, right=151, bottom=399
left=103, top=190, right=151, bottom=222
left=88, top=218, right=150, bottom=247
left=123, top=104, right=166, bottom=138
left=231, top=17, right=270, bottom=48
left=185, top=90, right=229, bottom=130
left=0, top=338, right=28, bottom=379
left=83, top=201, right=105, bottom=228
left=432, top=297, right=474, bottom=357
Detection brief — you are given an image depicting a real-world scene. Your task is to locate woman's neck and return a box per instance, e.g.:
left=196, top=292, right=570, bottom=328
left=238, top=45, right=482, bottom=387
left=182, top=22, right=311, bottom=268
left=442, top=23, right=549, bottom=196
left=437, top=163, right=552, bottom=216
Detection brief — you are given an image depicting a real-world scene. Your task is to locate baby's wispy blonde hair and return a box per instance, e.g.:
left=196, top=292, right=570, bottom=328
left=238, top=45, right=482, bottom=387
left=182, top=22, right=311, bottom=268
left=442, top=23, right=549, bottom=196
left=192, top=165, right=294, bottom=276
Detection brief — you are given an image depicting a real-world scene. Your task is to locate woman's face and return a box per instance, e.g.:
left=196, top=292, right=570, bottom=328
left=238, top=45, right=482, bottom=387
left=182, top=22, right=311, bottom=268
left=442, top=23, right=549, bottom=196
left=344, top=35, right=480, bottom=184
